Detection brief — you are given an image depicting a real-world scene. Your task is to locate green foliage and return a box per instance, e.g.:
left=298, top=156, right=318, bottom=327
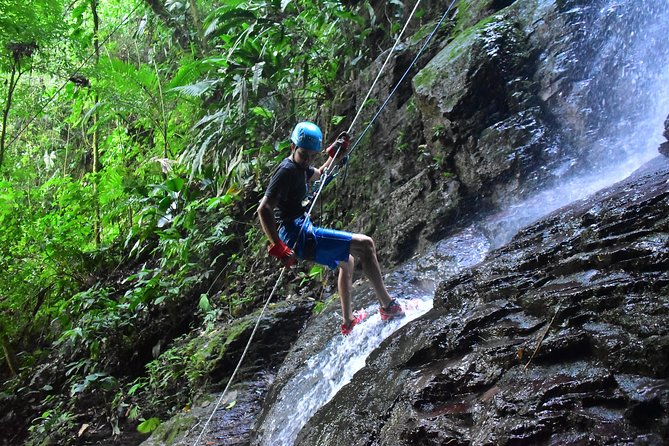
left=181, top=0, right=368, bottom=178
left=137, top=417, right=161, bottom=434
left=0, top=0, right=390, bottom=443
left=313, top=292, right=337, bottom=315
left=26, top=401, right=76, bottom=446
left=0, top=0, right=65, bottom=68
left=299, top=264, right=326, bottom=287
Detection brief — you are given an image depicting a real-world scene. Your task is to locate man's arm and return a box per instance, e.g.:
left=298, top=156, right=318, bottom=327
left=257, top=194, right=297, bottom=267
left=257, top=195, right=281, bottom=246
left=310, top=132, right=350, bottom=182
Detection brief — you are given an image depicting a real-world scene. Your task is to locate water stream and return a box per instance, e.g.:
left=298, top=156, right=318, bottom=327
left=258, top=1, right=669, bottom=444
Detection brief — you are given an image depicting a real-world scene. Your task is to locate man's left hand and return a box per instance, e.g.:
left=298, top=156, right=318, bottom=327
left=326, top=131, right=350, bottom=158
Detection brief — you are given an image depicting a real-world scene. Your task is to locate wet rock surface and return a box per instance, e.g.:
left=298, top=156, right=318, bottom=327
left=142, top=372, right=273, bottom=446
left=660, top=114, right=669, bottom=158
left=138, top=299, right=314, bottom=446
left=297, top=156, right=669, bottom=445
left=330, top=0, right=668, bottom=265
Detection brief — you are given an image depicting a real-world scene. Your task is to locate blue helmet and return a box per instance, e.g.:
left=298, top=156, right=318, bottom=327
left=290, top=122, right=322, bottom=152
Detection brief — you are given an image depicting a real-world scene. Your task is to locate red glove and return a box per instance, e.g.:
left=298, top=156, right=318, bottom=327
left=268, top=240, right=296, bottom=268
left=326, top=132, right=350, bottom=158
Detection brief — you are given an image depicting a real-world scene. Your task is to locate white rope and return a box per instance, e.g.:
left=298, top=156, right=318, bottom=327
left=192, top=268, right=286, bottom=446
left=338, top=0, right=458, bottom=164
left=347, top=0, right=422, bottom=135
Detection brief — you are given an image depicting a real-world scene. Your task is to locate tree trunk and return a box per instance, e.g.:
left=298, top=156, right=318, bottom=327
left=0, top=63, right=21, bottom=172
left=1, top=333, right=18, bottom=376
left=92, top=0, right=102, bottom=246
left=189, top=0, right=206, bottom=52
left=0, top=318, right=18, bottom=377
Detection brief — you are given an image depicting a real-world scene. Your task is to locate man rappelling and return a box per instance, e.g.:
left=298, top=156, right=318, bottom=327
left=257, top=122, right=405, bottom=335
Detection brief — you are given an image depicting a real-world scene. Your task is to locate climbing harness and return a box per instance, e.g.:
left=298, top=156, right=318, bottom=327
left=193, top=1, right=459, bottom=444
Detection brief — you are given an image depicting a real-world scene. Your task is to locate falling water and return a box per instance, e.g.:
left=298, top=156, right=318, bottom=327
left=258, top=293, right=434, bottom=446
left=257, top=1, right=669, bottom=444
left=258, top=228, right=492, bottom=445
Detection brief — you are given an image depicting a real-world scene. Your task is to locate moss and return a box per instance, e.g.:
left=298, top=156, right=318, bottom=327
left=413, top=65, right=438, bottom=91
left=450, top=14, right=497, bottom=58
left=313, top=293, right=337, bottom=315
left=454, top=0, right=492, bottom=33
left=148, top=412, right=197, bottom=445
left=142, top=315, right=254, bottom=408
left=198, top=317, right=253, bottom=366
left=413, top=12, right=503, bottom=92
left=408, top=20, right=438, bottom=46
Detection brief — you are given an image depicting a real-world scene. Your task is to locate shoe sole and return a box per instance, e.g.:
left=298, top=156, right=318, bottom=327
left=380, top=312, right=405, bottom=321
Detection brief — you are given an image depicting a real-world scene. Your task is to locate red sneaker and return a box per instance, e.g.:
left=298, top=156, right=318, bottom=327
left=380, top=299, right=405, bottom=321
left=341, top=309, right=368, bottom=336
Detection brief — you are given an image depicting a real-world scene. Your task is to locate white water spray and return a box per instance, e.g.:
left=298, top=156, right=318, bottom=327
left=259, top=295, right=433, bottom=445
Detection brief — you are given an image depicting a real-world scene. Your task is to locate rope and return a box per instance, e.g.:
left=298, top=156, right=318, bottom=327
left=320, top=0, right=456, bottom=191
left=192, top=1, right=459, bottom=443
left=192, top=268, right=286, bottom=446
left=337, top=0, right=458, bottom=169
left=346, top=0, right=422, bottom=134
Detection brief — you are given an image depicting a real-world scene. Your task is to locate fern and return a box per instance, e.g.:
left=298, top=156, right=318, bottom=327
left=98, top=167, right=125, bottom=206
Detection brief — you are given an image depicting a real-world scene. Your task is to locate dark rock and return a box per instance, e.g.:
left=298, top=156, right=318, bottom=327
left=660, top=114, right=669, bottom=158
left=209, top=299, right=316, bottom=384
left=328, top=0, right=668, bottom=266
left=139, top=299, right=314, bottom=446
left=297, top=157, right=669, bottom=445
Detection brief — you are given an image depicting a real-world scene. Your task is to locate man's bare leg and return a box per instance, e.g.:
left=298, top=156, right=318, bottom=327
left=349, top=234, right=393, bottom=308
left=338, top=255, right=355, bottom=325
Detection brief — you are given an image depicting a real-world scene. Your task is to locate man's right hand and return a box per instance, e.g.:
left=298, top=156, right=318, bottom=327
left=268, top=241, right=297, bottom=268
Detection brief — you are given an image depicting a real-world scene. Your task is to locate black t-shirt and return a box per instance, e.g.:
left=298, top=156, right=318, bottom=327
left=265, top=157, right=315, bottom=221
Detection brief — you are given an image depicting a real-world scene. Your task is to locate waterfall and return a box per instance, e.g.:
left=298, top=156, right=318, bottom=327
left=258, top=293, right=434, bottom=446
left=256, top=1, right=669, bottom=444
left=258, top=226, right=491, bottom=445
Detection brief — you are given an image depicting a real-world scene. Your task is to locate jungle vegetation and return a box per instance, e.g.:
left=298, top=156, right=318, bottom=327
left=0, top=0, right=414, bottom=443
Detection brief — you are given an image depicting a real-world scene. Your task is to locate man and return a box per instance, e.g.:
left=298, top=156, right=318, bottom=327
left=257, top=121, right=405, bottom=335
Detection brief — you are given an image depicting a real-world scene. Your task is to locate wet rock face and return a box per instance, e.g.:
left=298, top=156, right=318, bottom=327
left=660, top=114, right=669, bottom=157
left=297, top=157, right=669, bottom=445
left=138, top=300, right=314, bottom=446
left=331, top=0, right=668, bottom=265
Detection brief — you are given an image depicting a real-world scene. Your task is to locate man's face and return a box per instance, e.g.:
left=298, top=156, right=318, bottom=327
left=294, top=146, right=319, bottom=168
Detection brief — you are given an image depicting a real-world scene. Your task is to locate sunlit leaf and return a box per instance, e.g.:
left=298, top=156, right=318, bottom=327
left=168, top=80, right=218, bottom=97
left=137, top=417, right=160, bottom=434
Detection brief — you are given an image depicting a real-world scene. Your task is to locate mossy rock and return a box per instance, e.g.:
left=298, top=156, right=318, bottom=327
left=140, top=411, right=197, bottom=446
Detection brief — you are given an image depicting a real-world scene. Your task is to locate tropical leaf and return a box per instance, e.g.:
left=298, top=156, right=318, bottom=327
left=137, top=417, right=160, bottom=434
left=168, top=80, right=219, bottom=97
left=98, top=167, right=125, bottom=206
left=204, top=8, right=257, bottom=37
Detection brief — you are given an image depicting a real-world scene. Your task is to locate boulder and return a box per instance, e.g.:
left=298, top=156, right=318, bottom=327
left=327, top=0, right=669, bottom=265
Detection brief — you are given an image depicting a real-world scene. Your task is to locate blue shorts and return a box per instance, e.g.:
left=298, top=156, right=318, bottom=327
left=279, top=215, right=353, bottom=269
